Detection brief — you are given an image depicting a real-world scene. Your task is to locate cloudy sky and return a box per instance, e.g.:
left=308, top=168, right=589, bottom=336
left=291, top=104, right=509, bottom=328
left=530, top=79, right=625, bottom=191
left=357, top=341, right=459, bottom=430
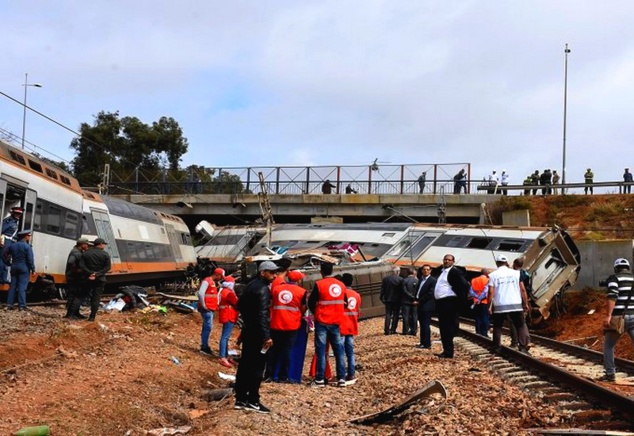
left=1, top=0, right=633, bottom=186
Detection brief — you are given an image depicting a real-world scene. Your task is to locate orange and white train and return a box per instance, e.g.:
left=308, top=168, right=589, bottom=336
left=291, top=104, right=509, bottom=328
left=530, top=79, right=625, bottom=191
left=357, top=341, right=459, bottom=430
left=0, top=140, right=196, bottom=298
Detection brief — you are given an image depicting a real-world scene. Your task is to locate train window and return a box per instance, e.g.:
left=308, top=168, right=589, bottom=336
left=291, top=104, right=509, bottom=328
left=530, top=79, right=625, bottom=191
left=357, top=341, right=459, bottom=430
left=466, top=237, right=493, bottom=249
left=60, top=176, right=71, bottom=185
left=63, top=212, right=80, bottom=238
left=45, top=169, right=58, bottom=180
left=47, top=206, right=62, bottom=234
left=145, top=244, right=154, bottom=259
left=137, top=242, right=146, bottom=260
left=180, top=232, right=188, bottom=244
left=496, top=240, right=526, bottom=252
left=446, top=236, right=465, bottom=247
left=28, top=160, right=44, bottom=173
left=33, top=201, right=44, bottom=231
left=127, top=242, right=138, bottom=260
left=381, top=233, right=396, bottom=237
left=9, top=151, right=26, bottom=165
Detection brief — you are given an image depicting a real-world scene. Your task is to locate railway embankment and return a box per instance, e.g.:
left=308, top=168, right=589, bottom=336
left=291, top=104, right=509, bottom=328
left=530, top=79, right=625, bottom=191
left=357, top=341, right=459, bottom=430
left=1, top=302, right=632, bottom=434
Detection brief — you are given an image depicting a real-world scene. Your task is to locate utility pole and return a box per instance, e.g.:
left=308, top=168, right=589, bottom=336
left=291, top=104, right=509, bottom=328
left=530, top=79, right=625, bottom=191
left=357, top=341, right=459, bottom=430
left=562, top=43, right=571, bottom=193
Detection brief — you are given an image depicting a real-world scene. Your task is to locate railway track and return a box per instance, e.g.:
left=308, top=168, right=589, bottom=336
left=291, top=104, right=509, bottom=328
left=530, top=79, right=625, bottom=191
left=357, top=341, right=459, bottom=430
left=450, top=319, right=634, bottom=430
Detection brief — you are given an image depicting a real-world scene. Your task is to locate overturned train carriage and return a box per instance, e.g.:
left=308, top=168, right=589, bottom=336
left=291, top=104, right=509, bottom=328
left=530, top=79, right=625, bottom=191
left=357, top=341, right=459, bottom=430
left=236, top=223, right=580, bottom=323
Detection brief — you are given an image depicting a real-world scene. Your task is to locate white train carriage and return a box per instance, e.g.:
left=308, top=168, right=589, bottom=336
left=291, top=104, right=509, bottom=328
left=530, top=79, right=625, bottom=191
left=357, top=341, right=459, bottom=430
left=0, top=140, right=197, bottom=297
left=0, top=141, right=84, bottom=292
left=81, top=192, right=197, bottom=285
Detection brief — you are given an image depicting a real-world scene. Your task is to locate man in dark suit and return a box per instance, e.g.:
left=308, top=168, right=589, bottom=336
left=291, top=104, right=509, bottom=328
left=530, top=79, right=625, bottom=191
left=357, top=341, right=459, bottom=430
left=380, top=266, right=403, bottom=335
left=415, top=264, right=436, bottom=349
left=431, top=254, right=470, bottom=358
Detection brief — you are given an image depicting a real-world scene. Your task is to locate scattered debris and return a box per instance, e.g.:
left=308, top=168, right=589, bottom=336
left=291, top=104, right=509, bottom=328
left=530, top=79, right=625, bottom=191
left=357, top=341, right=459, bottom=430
left=146, top=426, right=192, bottom=436
left=204, top=388, right=233, bottom=402
left=349, top=380, right=447, bottom=425
left=170, top=356, right=181, bottom=365
left=217, top=372, right=236, bottom=382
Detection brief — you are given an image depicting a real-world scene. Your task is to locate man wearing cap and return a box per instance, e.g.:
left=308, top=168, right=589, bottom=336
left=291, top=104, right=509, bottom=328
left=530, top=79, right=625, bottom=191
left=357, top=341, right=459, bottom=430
left=197, top=267, right=225, bottom=356
left=234, top=260, right=277, bottom=413
left=265, top=269, right=307, bottom=383
left=64, top=238, right=91, bottom=319
left=0, top=206, right=24, bottom=284
left=308, top=262, right=348, bottom=387
left=4, top=230, right=35, bottom=311
left=599, top=258, right=634, bottom=382
left=488, top=254, right=531, bottom=354
left=78, top=238, right=111, bottom=321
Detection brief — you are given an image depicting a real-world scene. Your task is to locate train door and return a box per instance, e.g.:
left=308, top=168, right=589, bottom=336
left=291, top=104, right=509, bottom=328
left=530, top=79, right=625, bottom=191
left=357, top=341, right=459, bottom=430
left=91, top=208, right=122, bottom=265
left=164, top=224, right=183, bottom=265
left=22, top=189, right=37, bottom=235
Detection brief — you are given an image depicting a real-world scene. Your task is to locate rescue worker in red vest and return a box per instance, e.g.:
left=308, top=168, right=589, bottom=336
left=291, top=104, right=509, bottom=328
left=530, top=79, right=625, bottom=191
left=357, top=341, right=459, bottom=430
left=218, top=276, right=238, bottom=368
left=339, top=273, right=361, bottom=384
left=307, top=262, right=348, bottom=387
left=197, top=267, right=225, bottom=356
left=264, top=270, right=307, bottom=382
left=469, top=268, right=491, bottom=337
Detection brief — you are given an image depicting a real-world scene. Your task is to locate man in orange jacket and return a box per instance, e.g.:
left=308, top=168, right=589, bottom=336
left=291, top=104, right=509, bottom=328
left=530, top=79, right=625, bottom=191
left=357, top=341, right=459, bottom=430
left=469, top=268, right=491, bottom=337
left=340, top=273, right=361, bottom=384
left=265, top=270, right=307, bottom=382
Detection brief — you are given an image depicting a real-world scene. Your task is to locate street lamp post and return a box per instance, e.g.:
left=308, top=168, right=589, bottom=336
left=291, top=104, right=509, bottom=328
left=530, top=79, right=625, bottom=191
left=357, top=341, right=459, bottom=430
left=561, top=44, right=571, bottom=193
left=21, top=73, right=42, bottom=149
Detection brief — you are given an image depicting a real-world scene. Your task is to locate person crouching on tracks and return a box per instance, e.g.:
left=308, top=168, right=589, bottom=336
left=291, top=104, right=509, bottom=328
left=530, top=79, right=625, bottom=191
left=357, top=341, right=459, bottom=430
left=4, top=229, right=35, bottom=311
left=340, top=273, right=361, bottom=384
left=488, top=255, right=531, bottom=354
left=197, top=267, right=225, bottom=356
left=469, top=268, right=491, bottom=337
left=218, top=276, right=238, bottom=368
left=599, top=258, right=634, bottom=382
left=64, top=238, right=91, bottom=319
left=265, top=270, right=307, bottom=382
left=308, top=262, right=348, bottom=387
left=78, top=238, right=111, bottom=322
left=234, top=261, right=277, bottom=414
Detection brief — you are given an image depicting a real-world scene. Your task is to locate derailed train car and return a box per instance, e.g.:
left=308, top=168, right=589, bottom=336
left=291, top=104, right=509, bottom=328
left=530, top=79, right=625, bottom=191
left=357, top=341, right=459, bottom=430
left=238, top=222, right=580, bottom=323
left=0, top=140, right=196, bottom=298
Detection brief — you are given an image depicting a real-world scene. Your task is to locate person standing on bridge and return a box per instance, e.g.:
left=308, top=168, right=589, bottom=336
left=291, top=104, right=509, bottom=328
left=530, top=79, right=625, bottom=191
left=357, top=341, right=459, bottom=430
left=321, top=180, right=336, bottom=194
left=623, top=168, right=632, bottom=194
left=500, top=170, right=509, bottom=196
left=418, top=172, right=426, bottom=194
left=584, top=168, right=594, bottom=194
left=599, top=258, right=634, bottom=382
left=488, top=254, right=531, bottom=354
left=530, top=170, right=540, bottom=195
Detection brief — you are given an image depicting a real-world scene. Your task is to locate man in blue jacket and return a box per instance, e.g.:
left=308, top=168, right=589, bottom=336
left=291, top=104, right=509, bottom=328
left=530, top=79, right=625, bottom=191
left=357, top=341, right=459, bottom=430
left=5, top=229, right=35, bottom=311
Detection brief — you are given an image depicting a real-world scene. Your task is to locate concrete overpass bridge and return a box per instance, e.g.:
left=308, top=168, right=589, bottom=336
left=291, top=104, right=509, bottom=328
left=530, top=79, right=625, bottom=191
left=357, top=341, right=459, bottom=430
left=117, top=191, right=496, bottom=226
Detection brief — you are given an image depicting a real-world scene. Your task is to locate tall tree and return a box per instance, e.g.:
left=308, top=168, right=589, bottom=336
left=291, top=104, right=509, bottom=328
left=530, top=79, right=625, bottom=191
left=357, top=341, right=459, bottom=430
left=70, top=111, right=188, bottom=187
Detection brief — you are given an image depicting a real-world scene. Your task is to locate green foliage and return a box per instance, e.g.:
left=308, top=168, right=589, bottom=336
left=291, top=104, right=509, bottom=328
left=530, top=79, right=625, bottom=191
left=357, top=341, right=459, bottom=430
left=586, top=202, right=624, bottom=221
left=69, top=111, right=188, bottom=187
left=551, top=195, right=592, bottom=208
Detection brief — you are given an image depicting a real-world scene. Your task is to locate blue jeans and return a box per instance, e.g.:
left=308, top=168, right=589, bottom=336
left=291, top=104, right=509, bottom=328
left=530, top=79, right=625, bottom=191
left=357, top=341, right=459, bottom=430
left=341, top=335, right=355, bottom=378
left=200, top=311, right=214, bottom=349
left=219, top=321, right=234, bottom=358
left=314, top=322, right=346, bottom=381
left=473, top=303, right=490, bottom=337
left=604, top=314, right=634, bottom=375
left=7, top=264, right=30, bottom=309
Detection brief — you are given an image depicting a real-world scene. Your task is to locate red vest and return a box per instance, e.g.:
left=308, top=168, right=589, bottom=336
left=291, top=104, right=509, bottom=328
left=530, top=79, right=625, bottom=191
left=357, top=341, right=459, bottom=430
left=202, top=277, right=219, bottom=311
left=271, top=275, right=286, bottom=291
left=270, top=283, right=306, bottom=331
left=340, top=289, right=361, bottom=336
left=218, top=287, right=238, bottom=323
left=314, top=277, right=346, bottom=325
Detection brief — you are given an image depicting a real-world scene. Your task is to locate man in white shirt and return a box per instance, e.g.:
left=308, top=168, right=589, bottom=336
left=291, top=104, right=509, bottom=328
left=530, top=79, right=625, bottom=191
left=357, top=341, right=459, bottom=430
left=488, top=254, right=531, bottom=354
left=431, top=254, right=470, bottom=358
left=500, top=170, right=509, bottom=196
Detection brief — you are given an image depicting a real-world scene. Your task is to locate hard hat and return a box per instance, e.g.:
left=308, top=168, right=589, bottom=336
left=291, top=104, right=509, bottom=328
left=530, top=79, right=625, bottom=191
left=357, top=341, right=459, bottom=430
left=614, top=258, right=630, bottom=268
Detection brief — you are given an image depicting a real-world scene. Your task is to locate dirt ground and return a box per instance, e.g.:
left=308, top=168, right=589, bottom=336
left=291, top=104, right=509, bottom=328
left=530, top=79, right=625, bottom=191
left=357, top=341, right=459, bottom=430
left=1, top=291, right=631, bottom=436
